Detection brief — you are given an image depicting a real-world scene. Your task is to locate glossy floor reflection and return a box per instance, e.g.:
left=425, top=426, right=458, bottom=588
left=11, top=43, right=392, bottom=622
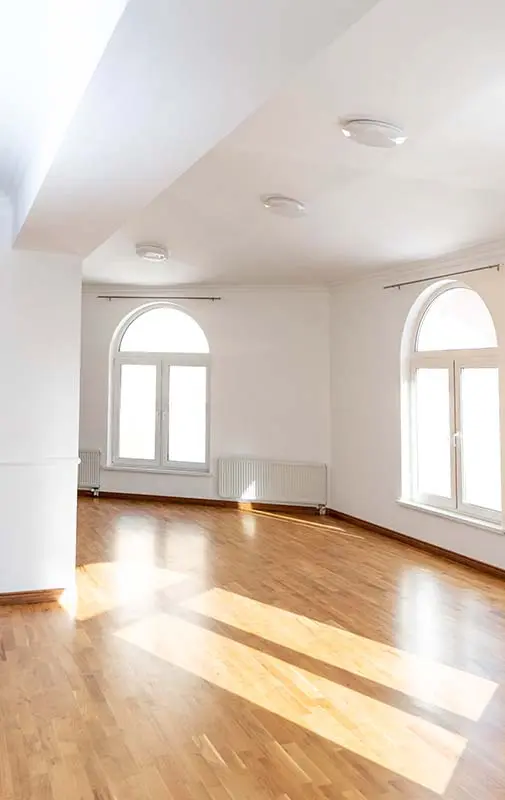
left=184, top=587, right=497, bottom=720
left=116, top=612, right=467, bottom=794
left=62, top=562, right=188, bottom=620
left=1, top=496, right=505, bottom=800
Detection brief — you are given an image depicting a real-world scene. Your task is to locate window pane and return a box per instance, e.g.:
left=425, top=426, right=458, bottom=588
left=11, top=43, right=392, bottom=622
left=120, top=307, right=209, bottom=353
left=168, top=366, right=207, bottom=464
left=416, top=369, right=452, bottom=498
left=460, top=368, right=501, bottom=511
left=416, top=288, right=496, bottom=351
left=119, top=364, right=157, bottom=460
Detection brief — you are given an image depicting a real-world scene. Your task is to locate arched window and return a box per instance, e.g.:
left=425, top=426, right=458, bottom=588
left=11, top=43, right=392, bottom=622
left=403, top=283, right=501, bottom=523
left=110, top=304, right=210, bottom=471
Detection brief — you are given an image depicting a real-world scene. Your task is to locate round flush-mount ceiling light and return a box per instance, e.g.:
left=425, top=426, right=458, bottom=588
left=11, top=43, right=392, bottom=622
left=340, top=118, right=407, bottom=148
left=135, top=243, right=170, bottom=262
left=261, top=194, right=307, bottom=218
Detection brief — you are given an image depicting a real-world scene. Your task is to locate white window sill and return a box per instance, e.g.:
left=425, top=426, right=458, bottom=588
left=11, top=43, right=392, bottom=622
left=397, top=498, right=503, bottom=534
left=104, top=464, right=212, bottom=478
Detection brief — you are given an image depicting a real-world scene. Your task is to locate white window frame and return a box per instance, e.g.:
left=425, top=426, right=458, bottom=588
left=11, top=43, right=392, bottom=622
left=405, top=284, right=501, bottom=524
left=108, top=305, right=210, bottom=474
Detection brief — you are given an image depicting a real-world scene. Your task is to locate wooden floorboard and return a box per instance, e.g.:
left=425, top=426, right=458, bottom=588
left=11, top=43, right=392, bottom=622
left=1, top=496, right=505, bottom=798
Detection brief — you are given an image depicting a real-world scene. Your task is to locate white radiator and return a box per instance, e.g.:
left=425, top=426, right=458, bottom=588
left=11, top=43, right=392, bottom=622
left=218, top=457, right=327, bottom=507
left=78, top=450, right=101, bottom=493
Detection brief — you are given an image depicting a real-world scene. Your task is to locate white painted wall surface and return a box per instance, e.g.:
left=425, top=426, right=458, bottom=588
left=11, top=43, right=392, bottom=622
left=330, top=268, right=505, bottom=570
left=0, top=250, right=82, bottom=592
left=13, top=0, right=129, bottom=238
left=79, top=288, right=330, bottom=498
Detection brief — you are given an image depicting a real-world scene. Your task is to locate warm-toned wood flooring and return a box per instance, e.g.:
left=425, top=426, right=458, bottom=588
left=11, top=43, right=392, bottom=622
left=1, top=498, right=505, bottom=799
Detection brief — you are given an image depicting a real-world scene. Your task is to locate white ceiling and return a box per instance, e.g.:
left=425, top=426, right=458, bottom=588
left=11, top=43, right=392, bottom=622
left=82, top=0, right=505, bottom=285
left=6, top=0, right=505, bottom=286
left=13, top=0, right=377, bottom=255
left=0, top=1, right=127, bottom=204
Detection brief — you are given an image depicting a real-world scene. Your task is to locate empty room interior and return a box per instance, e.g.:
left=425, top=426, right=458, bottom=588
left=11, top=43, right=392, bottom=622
left=3, top=0, right=505, bottom=797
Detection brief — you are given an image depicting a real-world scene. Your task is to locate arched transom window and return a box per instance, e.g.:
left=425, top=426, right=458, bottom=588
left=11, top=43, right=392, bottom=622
left=404, top=283, right=501, bottom=522
left=110, top=304, right=210, bottom=471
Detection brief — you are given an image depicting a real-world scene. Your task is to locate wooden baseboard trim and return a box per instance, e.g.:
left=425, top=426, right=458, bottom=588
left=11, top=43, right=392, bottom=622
left=78, top=489, right=319, bottom=515
left=327, top=508, right=505, bottom=580
left=0, top=588, right=64, bottom=606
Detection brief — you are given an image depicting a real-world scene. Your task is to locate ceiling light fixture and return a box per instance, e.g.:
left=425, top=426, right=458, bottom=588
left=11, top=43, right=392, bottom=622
left=261, top=194, right=306, bottom=218
left=339, top=118, right=407, bottom=148
left=135, top=243, right=170, bottom=262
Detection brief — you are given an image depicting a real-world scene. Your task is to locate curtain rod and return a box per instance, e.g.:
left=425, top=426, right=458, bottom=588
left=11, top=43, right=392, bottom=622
left=383, top=263, right=500, bottom=290
left=97, top=295, right=222, bottom=301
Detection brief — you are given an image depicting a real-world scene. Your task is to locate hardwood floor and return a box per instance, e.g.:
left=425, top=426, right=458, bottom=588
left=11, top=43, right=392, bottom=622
left=1, top=497, right=505, bottom=799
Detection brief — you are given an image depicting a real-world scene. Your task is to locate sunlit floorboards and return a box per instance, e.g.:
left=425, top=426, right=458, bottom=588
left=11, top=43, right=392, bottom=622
left=1, top=496, right=505, bottom=799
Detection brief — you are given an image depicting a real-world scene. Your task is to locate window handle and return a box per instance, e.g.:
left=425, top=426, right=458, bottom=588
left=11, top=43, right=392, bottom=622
left=452, top=431, right=462, bottom=447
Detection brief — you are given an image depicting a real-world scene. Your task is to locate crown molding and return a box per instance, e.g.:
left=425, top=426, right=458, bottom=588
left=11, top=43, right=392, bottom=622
left=331, top=237, right=505, bottom=290
left=82, top=235, right=505, bottom=296
left=81, top=282, right=330, bottom=296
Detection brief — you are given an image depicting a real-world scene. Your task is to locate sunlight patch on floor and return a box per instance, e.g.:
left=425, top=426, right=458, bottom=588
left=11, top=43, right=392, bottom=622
left=184, top=588, right=497, bottom=721
left=115, top=613, right=467, bottom=794
left=61, top=563, right=188, bottom=620
left=239, top=508, right=362, bottom=536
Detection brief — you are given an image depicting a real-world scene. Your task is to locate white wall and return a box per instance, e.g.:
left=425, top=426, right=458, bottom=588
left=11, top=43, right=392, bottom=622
left=0, top=250, right=82, bottom=592
left=330, top=267, right=505, bottom=570
left=79, top=288, right=330, bottom=498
